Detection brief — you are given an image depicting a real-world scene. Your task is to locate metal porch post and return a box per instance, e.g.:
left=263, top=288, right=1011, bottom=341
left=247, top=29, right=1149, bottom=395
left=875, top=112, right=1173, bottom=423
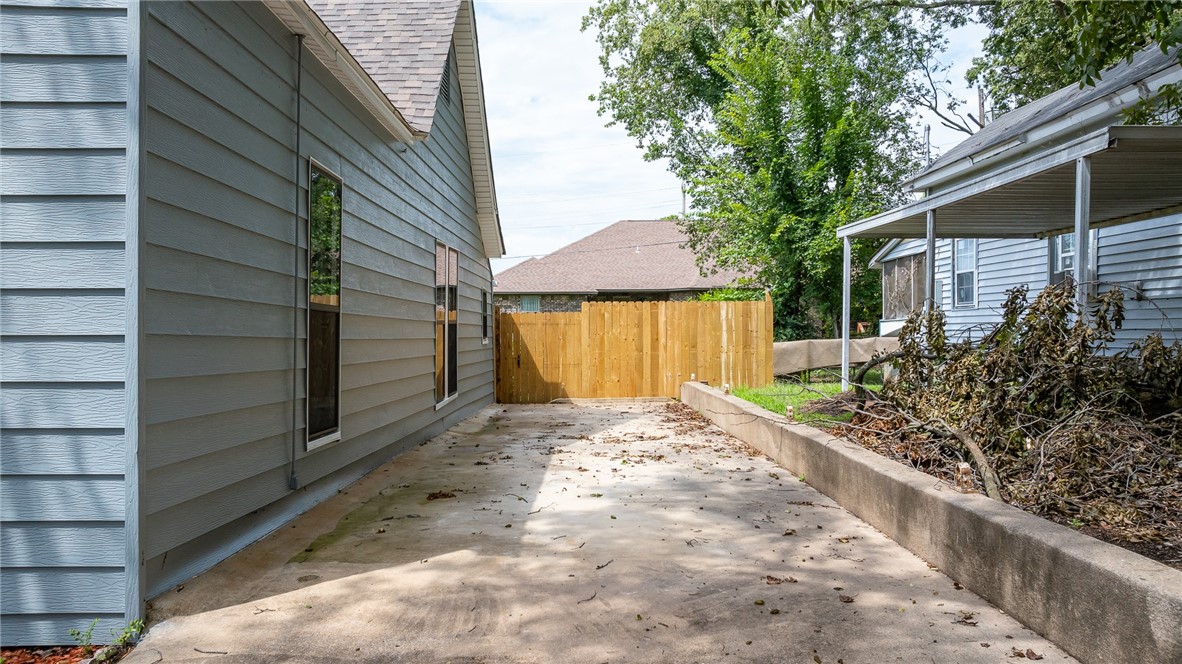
left=841, top=237, right=851, bottom=390
left=925, top=208, right=936, bottom=311
left=1074, top=157, right=1092, bottom=314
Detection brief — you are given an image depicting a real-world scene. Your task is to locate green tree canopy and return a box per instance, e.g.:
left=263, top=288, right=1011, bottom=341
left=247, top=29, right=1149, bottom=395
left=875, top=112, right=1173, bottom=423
left=584, top=0, right=1181, bottom=340
left=584, top=1, right=953, bottom=338
left=968, top=0, right=1182, bottom=121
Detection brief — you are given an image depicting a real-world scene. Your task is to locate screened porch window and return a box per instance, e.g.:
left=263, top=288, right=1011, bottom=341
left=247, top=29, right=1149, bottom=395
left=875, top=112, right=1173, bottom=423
left=953, top=239, right=977, bottom=307
left=435, top=244, right=459, bottom=404
left=882, top=252, right=926, bottom=320
left=308, top=164, right=342, bottom=446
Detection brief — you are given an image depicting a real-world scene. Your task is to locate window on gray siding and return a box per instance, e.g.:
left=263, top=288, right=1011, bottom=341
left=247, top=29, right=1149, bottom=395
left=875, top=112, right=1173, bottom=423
left=435, top=244, right=459, bottom=404
left=309, top=164, right=342, bottom=445
left=953, top=239, right=976, bottom=308
left=521, top=295, right=540, bottom=312
left=481, top=289, right=491, bottom=343
left=1050, top=233, right=1075, bottom=285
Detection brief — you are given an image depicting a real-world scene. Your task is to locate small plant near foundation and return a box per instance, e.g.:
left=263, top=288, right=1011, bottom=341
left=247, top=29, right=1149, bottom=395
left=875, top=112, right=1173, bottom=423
left=68, top=618, right=99, bottom=657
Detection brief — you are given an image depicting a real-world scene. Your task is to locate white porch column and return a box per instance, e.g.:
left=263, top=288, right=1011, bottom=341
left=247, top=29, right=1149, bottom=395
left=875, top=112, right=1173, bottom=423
left=841, top=237, right=851, bottom=390
left=925, top=208, right=936, bottom=311
left=1074, top=156, right=1092, bottom=314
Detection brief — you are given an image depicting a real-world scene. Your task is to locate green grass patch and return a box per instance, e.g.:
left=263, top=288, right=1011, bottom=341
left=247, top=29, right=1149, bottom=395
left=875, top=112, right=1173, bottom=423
left=734, top=369, right=882, bottom=425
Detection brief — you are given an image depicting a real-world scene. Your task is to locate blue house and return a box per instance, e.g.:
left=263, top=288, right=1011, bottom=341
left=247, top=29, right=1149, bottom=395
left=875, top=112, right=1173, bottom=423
left=1, top=0, right=503, bottom=644
left=835, top=46, right=1182, bottom=382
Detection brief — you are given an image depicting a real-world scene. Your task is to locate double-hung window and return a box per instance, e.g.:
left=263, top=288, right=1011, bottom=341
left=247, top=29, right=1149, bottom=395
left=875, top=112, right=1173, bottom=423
left=1050, top=233, right=1075, bottom=285
left=435, top=244, right=459, bottom=404
left=953, top=239, right=977, bottom=308
left=308, top=163, right=342, bottom=447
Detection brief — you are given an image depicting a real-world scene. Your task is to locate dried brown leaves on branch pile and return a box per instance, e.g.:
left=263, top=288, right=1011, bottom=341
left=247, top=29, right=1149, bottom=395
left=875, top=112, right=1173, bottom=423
left=842, top=282, right=1182, bottom=558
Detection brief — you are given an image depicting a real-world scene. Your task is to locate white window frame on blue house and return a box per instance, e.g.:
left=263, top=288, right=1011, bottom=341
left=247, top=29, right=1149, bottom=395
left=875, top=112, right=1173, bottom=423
left=953, top=238, right=977, bottom=308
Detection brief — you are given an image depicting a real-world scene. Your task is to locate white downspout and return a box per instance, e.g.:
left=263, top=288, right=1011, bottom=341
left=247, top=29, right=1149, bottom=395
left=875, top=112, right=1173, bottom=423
left=841, top=237, right=851, bottom=390
left=925, top=208, right=936, bottom=311
left=1074, top=157, right=1092, bottom=315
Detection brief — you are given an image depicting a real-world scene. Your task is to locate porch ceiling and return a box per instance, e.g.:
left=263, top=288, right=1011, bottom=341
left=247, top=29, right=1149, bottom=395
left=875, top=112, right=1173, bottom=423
left=837, top=125, right=1182, bottom=240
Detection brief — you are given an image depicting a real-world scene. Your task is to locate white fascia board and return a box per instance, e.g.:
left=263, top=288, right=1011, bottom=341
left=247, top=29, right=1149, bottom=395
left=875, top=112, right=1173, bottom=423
left=837, top=127, right=1115, bottom=239
left=910, top=64, right=1182, bottom=191
left=263, top=0, right=420, bottom=144
left=455, top=0, right=505, bottom=258
left=867, top=239, right=901, bottom=268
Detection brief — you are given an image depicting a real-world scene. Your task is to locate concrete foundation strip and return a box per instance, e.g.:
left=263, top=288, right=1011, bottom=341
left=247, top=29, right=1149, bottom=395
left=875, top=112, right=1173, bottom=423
left=681, top=381, right=1182, bottom=664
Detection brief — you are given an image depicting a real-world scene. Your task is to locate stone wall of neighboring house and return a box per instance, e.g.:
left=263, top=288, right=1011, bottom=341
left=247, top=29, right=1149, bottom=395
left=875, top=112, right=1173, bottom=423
left=494, top=294, right=588, bottom=313
left=495, top=290, right=714, bottom=313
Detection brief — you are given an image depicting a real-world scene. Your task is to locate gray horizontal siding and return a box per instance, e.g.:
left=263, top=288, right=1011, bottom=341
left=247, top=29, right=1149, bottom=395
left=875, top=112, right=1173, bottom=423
left=138, top=0, right=494, bottom=598
left=0, top=0, right=129, bottom=645
left=0, top=431, right=125, bottom=474
left=0, top=569, right=126, bottom=613
left=1, top=197, right=126, bottom=242
left=0, top=476, right=125, bottom=521
left=1097, top=214, right=1181, bottom=345
left=1, top=524, right=126, bottom=567
left=0, top=5, right=126, bottom=55
left=0, top=105, right=126, bottom=149
left=898, top=216, right=1180, bottom=347
left=0, top=56, right=126, bottom=102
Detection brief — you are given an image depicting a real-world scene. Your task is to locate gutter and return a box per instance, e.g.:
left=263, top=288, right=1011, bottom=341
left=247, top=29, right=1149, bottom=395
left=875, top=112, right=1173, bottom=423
left=909, top=62, right=1182, bottom=192
left=262, top=0, right=422, bottom=144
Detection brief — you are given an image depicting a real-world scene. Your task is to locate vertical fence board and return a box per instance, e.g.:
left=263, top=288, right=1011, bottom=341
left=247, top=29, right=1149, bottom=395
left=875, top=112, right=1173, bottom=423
left=494, top=297, right=771, bottom=402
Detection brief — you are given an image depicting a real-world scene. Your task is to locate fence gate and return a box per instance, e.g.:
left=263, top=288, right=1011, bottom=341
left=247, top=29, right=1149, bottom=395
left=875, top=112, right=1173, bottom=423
left=494, top=296, right=773, bottom=403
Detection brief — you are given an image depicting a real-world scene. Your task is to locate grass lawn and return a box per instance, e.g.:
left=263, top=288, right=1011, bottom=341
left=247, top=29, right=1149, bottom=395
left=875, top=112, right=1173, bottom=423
left=734, top=369, right=882, bottom=424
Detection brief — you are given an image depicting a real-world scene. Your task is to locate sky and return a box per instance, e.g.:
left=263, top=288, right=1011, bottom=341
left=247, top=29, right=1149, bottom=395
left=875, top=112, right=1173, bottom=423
left=474, top=1, right=988, bottom=275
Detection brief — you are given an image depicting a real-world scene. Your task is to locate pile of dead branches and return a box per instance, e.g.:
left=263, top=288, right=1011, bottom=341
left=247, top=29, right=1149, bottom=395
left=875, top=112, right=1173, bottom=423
left=834, top=282, right=1182, bottom=555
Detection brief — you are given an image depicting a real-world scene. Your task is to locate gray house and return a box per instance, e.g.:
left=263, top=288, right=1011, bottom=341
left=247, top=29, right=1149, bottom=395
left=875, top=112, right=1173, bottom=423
left=835, top=46, right=1182, bottom=384
left=871, top=212, right=1180, bottom=347
left=0, top=0, right=503, bottom=645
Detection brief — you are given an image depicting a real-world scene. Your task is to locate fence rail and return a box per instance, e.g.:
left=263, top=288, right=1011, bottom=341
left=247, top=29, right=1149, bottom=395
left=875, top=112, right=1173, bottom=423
left=495, top=296, right=773, bottom=403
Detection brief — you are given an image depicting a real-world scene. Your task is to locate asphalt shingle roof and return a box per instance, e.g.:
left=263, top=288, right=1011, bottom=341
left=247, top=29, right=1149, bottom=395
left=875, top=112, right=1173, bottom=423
left=493, top=220, right=752, bottom=295
left=308, top=0, right=461, bottom=134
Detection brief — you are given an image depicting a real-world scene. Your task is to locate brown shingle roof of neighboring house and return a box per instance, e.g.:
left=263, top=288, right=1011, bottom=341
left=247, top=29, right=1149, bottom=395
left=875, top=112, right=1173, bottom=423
left=494, top=220, right=753, bottom=295
left=308, top=0, right=460, bottom=134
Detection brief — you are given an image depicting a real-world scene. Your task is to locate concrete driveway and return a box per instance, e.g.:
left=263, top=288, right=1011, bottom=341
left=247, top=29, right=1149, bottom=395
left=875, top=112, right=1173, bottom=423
left=125, top=401, right=1073, bottom=663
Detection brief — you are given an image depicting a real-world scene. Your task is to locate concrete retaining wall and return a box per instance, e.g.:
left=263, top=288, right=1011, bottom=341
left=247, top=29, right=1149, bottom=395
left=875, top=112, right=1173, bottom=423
left=773, top=337, right=898, bottom=375
left=682, top=381, right=1182, bottom=664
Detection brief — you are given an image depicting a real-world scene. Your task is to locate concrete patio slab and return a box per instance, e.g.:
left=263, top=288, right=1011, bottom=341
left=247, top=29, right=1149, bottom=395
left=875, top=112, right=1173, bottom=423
left=124, top=402, right=1074, bottom=663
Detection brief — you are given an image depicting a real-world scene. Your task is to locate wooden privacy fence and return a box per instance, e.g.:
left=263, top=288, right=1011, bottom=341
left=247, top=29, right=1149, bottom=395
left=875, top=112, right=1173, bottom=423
left=495, top=296, right=773, bottom=403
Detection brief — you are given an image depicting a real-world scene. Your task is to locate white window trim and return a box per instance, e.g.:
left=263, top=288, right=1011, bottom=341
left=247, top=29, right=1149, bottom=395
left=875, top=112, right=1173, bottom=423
left=520, top=295, right=541, bottom=312
left=952, top=238, right=977, bottom=309
left=481, top=288, right=491, bottom=345
left=307, top=158, right=345, bottom=451
left=434, top=242, right=460, bottom=407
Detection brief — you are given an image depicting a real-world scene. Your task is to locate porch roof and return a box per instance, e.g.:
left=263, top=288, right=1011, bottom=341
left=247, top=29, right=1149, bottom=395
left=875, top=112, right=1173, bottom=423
left=836, top=125, right=1182, bottom=240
